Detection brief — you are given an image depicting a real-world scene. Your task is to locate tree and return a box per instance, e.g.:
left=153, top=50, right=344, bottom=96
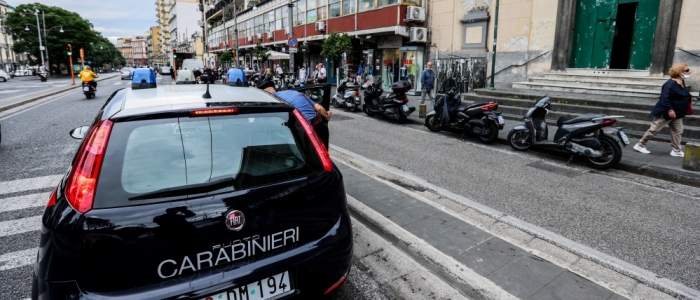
left=220, top=51, right=231, bottom=65
left=6, top=3, right=102, bottom=73
left=320, top=31, right=352, bottom=59
left=252, top=42, right=270, bottom=66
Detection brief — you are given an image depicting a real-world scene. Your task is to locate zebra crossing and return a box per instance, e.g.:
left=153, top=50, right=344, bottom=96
left=0, top=174, right=61, bottom=299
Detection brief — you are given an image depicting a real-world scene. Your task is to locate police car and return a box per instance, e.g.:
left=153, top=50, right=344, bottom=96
left=32, top=68, right=352, bottom=299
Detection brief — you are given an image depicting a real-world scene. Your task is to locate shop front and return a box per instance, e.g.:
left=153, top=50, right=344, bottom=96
left=376, top=36, right=424, bottom=95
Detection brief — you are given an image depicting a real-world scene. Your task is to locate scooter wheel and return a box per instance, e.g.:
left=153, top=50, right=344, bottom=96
left=425, top=115, right=442, bottom=132
left=479, top=122, right=499, bottom=144
left=331, top=98, right=342, bottom=108
left=585, top=135, right=622, bottom=169
left=363, top=105, right=374, bottom=116
left=507, top=129, right=531, bottom=151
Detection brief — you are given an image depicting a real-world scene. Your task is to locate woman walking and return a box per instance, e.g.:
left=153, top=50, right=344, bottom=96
left=633, top=63, right=692, bottom=157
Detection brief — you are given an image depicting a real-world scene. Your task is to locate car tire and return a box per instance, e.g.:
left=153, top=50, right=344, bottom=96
left=0, top=77, right=6, bottom=82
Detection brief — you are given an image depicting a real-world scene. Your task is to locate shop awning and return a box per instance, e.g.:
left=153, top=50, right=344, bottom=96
left=267, top=50, right=289, bottom=60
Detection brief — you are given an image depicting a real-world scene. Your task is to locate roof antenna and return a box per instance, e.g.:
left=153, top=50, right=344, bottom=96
left=202, top=81, right=212, bottom=99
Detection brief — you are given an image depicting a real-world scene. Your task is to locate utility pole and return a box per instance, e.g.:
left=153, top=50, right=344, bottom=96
left=34, top=10, right=45, bottom=70
left=287, top=0, right=294, bottom=74
left=67, top=44, right=74, bottom=85
left=233, top=0, right=239, bottom=68
left=223, top=1, right=229, bottom=68
left=489, top=0, right=500, bottom=89
left=42, top=11, right=50, bottom=76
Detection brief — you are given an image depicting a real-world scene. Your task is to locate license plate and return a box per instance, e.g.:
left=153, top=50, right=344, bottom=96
left=83, top=86, right=90, bottom=91
left=497, top=115, right=505, bottom=125
left=228, top=271, right=292, bottom=300
left=402, top=104, right=410, bottom=113
left=619, top=131, right=630, bottom=145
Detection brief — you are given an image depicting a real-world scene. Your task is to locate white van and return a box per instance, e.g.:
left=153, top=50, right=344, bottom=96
left=181, top=59, right=203, bottom=72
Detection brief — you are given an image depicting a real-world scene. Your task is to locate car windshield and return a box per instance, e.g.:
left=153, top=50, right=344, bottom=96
left=95, top=112, right=325, bottom=208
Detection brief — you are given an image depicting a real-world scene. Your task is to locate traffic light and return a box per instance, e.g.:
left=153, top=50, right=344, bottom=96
left=231, top=50, right=236, bottom=61
left=66, top=44, right=72, bottom=56
left=172, top=49, right=177, bottom=58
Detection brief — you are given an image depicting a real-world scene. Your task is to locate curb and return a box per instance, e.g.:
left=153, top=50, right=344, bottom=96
left=403, top=116, right=700, bottom=188
left=0, top=74, right=120, bottom=113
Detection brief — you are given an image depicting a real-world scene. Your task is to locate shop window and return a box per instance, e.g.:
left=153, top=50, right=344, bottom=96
left=330, top=1, right=341, bottom=17
left=359, top=0, right=375, bottom=11
left=378, top=0, right=397, bottom=7
left=318, top=6, right=328, bottom=20
left=342, top=0, right=356, bottom=15
left=307, top=10, right=317, bottom=23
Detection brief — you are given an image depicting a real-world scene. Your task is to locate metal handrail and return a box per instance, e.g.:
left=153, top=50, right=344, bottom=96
left=487, top=50, right=550, bottom=80
left=678, top=48, right=700, bottom=60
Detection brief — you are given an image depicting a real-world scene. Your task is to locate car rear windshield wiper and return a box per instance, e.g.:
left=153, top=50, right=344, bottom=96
left=129, top=177, right=235, bottom=200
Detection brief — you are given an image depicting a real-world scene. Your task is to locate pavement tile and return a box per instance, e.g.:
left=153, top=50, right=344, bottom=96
left=487, top=255, right=566, bottom=299
left=365, top=194, right=419, bottom=215
left=528, top=271, right=614, bottom=300
left=606, top=294, right=629, bottom=300
left=458, top=236, right=525, bottom=277
left=383, top=202, right=440, bottom=226
left=436, top=226, right=493, bottom=258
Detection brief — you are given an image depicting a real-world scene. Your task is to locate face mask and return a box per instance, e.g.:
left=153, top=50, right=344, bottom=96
left=683, top=74, right=691, bottom=79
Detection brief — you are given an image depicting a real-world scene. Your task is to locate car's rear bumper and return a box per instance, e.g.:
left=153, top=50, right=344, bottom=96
left=34, top=212, right=353, bottom=300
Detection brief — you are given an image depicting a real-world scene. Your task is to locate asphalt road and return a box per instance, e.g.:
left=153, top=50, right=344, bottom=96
left=0, top=76, right=401, bottom=300
left=0, top=75, right=81, bottom=101
left=327, top=107, right=700, bottom=292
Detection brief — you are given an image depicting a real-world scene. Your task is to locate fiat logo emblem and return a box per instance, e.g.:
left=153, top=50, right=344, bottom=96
left=225, top=210, right=245, bottom=231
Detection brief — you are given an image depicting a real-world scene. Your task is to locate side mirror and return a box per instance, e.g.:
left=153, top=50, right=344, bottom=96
left=69, top=125, right=91, bottom=139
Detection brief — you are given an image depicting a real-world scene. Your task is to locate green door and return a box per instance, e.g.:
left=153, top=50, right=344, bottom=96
left=571, top=0, right=618, bottom=69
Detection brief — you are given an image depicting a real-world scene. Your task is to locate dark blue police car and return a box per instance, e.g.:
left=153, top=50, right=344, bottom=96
left=32, top=68, right=352, bottom=299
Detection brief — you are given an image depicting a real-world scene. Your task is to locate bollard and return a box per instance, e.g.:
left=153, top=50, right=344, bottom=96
left=419, top=104, right=427, bottom=118
left=682, top=142, right=700, bottom=171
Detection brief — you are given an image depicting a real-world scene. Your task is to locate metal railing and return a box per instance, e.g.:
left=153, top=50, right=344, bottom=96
left=434, top=56, right=487, bottom=94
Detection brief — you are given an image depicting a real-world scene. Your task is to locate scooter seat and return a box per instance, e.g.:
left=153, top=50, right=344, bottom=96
left=556, top=114, right=604, bottom=126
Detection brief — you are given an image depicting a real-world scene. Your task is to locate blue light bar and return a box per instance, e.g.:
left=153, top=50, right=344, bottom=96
left=131, top=68, right=157, bottom=89
left=227, top=68, right=248, bottom=87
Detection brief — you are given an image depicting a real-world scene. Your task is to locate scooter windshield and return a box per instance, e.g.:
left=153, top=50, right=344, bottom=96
left=535, top=96, right=551, bottom=108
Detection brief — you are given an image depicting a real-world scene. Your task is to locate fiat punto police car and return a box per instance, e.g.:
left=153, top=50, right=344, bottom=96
left=33, top=68, right=352, bottom=299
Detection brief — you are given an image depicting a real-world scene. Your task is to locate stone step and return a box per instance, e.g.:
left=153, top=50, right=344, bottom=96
left=564, top=68, right=653, bottom=77
left=528, top=77, right=663, bottom=91
left=511, top=82, right=660, bottom=98
left=542, top=73, right=669, bottom=85
left=473, top=88, right=659, bottom=111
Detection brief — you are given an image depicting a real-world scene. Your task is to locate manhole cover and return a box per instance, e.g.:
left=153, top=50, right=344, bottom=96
left=527, top=161, right=587, bottom=178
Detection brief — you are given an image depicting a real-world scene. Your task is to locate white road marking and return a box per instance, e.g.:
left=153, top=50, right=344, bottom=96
left=0, top=90, right=24, bottom=94
left=0, top=175, right=62, bottom=197
left=0, top=215, right=42, bottom=238
left=0, top=192, right=51, bottom=213
left=0, top=248, right=37, bottom=271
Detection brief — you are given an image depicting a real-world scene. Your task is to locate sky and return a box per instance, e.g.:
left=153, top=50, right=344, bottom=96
left=8, top=0, right=158, bottom=44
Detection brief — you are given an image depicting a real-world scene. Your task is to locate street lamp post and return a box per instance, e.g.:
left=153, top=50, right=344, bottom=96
left=287, top=0, right=294, bottom=74
left=33, top=10, right=45, bottom=70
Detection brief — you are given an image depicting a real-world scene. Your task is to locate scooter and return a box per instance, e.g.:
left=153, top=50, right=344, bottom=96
left=332, top=79, right=361, bottom=112
left=363, top=80, right=416, bottom=123
left=507, top=95, right=629, bottom=169
left=38, top=71, right=47, bottom=82
left=82, top=81, right=96, bottom=99
left=425, top=87, right=504, bottom=143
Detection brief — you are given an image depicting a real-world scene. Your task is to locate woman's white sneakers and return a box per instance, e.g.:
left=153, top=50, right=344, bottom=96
left=670, top=150, right=685, bottom=157
left=633, top=143, right=651, bottom=154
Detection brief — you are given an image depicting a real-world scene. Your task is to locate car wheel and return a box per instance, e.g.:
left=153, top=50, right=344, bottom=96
left=0, top=77, right=5, bottom=82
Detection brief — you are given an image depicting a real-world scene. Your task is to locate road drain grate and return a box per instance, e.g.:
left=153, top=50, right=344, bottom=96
left=527, top=161, right=587, bottom=178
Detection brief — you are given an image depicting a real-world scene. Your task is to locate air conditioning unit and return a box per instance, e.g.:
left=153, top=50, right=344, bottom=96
left=284, top=27, right=290, bottom=35
left=409, top=27, right=427, bottom=43
left=267, top=31, right=274, bottom=40
left=247, top=36, right=253, bottom=42
left=405, top=7, right=426, bottom=22
left=256, top=33, right=262, bottom=39
left=315, top=22, right=325, bottom=31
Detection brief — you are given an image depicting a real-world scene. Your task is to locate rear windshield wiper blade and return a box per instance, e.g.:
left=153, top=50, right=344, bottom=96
left=129, top=177, right=235, bottom=200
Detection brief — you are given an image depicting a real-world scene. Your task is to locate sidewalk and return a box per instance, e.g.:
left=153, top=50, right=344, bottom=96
left=398, top=94, right=700, bottom=188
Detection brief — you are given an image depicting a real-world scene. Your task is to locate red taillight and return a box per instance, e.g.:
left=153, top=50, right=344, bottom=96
left=481, top=103, right=498, bottom=110
left=190, top=108, right=239, bottom=116
left=601, top=119, right=616, bottom=126
left=65, top=120, right=113, bottom=214
left=353, top=90, right=359, bottom=95
left=293, top=109, right=332, bottom=172
left=47, top=188, right=57, bottom=207
left=399, top=97, right=408, bottom=103
left=324, top=272, right=348, bottom=295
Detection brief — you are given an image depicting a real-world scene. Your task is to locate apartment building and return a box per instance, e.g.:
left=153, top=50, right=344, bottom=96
left=117, top=37, right=134, bottom=66
left=156, top=0, right=174, bottom=63
left=132, top=36, right=148, bottom=66
left=0, top=0, right=26, bottom=72
left=169, top=0, right=204, bottom=67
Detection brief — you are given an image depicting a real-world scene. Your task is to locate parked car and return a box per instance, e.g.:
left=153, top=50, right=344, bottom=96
left=120, top=67, right=134, bottom=80
left=0, top=70, right=10, bottom=82
left=13, top=69, right=32, bottom=77
left=33, top=69, right=352, bottom=299
left=160, top=66, right=171, bottom=75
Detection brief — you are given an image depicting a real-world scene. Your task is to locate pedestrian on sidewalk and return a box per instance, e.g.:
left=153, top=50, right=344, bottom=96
left=634, top=63, right=692, bottom=157
left=318, top=63, right=327, bottom=83
left=420, top=61, right=435, bottom=106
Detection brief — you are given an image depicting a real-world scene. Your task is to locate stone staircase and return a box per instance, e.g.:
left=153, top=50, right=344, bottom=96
left=464, top=88, right=700, bottom=143
left=510, top=68, right=673, bottom=98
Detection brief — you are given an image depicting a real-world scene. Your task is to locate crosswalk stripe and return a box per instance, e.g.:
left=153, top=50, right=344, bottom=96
left=0, top=192, right=50, bottom=213
left=0, top=175, right=62, bottom=197
left=0, top=216, right=41, bottom=238
left=0, top=248, right=37, bottom=271
left=113, top=82, right=123, bottom=85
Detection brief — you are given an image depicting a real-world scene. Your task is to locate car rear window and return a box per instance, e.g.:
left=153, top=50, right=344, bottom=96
left=94, top=112, right=325, bottom=208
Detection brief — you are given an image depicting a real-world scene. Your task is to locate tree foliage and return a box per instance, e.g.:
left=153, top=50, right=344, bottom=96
left=6, top=3, right=123, bottom=71
left=252, top=42, right=270, bottom=65
left=220, top=51, right=232, bottom=63
left=320, top=31, right=352, bottom=59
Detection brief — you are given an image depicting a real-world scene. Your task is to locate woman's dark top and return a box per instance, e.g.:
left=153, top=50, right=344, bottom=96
left=651, top=79, right=691, bottom=119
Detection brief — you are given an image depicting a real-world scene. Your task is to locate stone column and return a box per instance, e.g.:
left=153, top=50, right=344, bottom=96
left=550, top=0, right=576, bottom=72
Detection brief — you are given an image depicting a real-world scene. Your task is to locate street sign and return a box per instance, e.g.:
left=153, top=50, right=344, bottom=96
left=288, top=37, right=298, bottom=48
left=289, top=48, right=298, bottom=53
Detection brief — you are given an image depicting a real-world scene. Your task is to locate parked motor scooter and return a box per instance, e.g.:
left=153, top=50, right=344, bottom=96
left=332, top=79, right=361, bottom=112
left=507, top=95, right=628, bottom=169
left=424, top=87, right=504, bottom=143
left=362, top=79, right=416, bottom=123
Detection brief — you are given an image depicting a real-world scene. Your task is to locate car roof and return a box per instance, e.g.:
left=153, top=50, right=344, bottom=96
left=113, top=84, right=285, bottom=117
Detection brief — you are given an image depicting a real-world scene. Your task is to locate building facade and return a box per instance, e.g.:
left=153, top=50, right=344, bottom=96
left=204, top=0, right=428, bottom=90
left=132, top=36, right=148, bottom=66
left=433, top=0, right=700, bottom=89
left=148, top=26, right=166, bottom=66
left=169, top=0, right=204, bottom=67
left=117, top=37, right=134, bottom=66
left=156, top=0, right=174, bottom=65
left=0, top=0, right=25, bottom=72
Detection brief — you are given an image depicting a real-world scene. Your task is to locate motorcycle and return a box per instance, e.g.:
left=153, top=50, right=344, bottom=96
left=38, top=71, right=47, bottom=82
left=82, top=81, right=96, bottom=99
left=507, top=95, right=628, bottom=169
left=424, top=87, right=504, bottom=143
left=362, top=79, right=416, bottom=123
left=332, top=79, right=361, bottom=112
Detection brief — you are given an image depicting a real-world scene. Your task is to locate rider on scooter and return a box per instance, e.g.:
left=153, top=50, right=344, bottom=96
left=79, top=66, right=99, bottom=92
